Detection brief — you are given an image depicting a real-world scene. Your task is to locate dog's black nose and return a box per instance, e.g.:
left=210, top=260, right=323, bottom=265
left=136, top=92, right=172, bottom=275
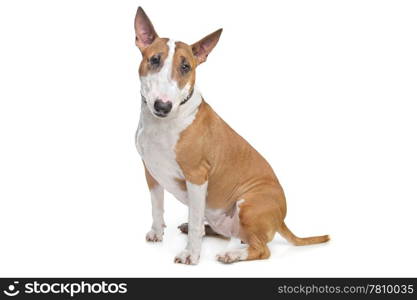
left=154, top=99, right=172, bottom=116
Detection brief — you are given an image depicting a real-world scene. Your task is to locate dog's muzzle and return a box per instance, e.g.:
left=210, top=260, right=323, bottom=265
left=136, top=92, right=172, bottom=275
left=141, top=88, right=194, bottom=106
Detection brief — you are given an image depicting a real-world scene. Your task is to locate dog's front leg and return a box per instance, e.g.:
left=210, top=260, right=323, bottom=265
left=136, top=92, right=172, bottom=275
left=143, top=165, right=165, bottom=242
left=174, top=181, right=207, bottom=265
left=145, top=185, right=165, bottom=242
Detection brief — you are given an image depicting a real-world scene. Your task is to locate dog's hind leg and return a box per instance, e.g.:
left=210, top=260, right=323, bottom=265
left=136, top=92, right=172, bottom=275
left=215, top=194, right=279, bottom=263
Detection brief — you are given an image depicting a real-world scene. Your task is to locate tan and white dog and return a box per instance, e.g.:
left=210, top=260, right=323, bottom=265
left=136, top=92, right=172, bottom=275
left=134, top=7, right=329, bottom=265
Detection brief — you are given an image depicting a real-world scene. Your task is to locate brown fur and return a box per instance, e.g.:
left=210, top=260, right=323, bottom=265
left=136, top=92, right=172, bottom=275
left=174, top=178, right=187, bottom=191
left=176, top=101, right=329, bottom=262
left=173, top=42, right=197, bottom=89
left=139, top=38, right=169, bottom=77
left=176, top=101, right=285, bottom=211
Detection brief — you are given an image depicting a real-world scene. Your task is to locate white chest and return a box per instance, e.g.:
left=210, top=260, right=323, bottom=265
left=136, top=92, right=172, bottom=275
left=135, top=106, right=196, bottom=203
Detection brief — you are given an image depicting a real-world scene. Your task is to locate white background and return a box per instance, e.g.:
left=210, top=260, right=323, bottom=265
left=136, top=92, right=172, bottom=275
left=0, top=0, right=416, bottom=277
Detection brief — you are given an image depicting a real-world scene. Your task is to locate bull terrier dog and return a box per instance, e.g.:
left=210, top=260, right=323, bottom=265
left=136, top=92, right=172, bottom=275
left=134, top=7, right=329, bottom=265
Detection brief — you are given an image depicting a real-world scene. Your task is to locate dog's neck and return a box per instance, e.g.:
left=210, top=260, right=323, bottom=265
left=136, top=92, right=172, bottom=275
left=140, top=87, right=202, bottom=126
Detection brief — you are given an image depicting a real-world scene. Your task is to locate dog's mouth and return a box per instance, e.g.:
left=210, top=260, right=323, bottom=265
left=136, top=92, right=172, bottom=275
left=153, top=111, right=169, bottom=118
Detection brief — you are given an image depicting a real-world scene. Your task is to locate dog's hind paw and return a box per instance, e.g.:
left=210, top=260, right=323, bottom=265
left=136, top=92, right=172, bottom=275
left=216, top=249, right=248, bottom=264
left=178, top=223, right=189, bottom=234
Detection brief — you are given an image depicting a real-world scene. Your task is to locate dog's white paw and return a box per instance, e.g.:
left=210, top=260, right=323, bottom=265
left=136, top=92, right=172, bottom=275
left=145, top=230, right=163, bottom=242
left=216, top=249, right=247, bottom=264
left=174, top=249, right=200, bottom=265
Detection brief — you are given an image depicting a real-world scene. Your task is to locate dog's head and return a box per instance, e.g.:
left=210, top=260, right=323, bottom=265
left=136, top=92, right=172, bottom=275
left=134, top=7, right=222, bottom=118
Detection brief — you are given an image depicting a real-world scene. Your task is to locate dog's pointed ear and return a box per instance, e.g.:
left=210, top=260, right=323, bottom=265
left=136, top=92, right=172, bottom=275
left=134, top=7, right=158, bottom=52
left=191, top=29, right=223, bottom=65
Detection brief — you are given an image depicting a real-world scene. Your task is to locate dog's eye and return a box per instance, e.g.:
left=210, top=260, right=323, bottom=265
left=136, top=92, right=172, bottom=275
left=149, top=55, right=160, bottom=67
left=180, top=63, right=191, bottom=74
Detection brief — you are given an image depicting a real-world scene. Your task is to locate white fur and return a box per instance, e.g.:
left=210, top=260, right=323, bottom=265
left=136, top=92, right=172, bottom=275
left=145, top=185, right=165, bottom=242
left=174, top=181, right=207, bottom=265
left=216, top=248, right=249, bottom=264
left=205, top=199, right=245, bottom=238
left=216, top=236, right=248, bottom=263
left=216, top=236, right=249, bottom=263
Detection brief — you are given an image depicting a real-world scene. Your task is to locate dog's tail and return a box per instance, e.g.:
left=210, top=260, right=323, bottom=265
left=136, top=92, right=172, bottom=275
left=277, top=222, right=330, bottom=246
